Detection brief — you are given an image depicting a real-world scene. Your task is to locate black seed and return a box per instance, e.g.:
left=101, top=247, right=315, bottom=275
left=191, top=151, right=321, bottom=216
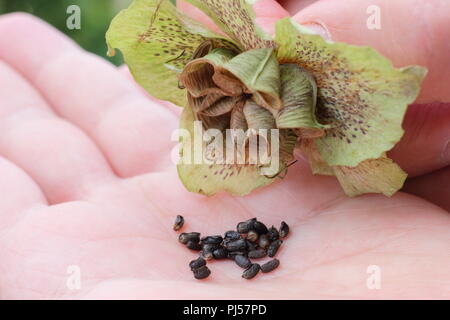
left=202, top=243, right=220, bottom=253
left=186, top=240, right=202, bottom=251
left=189, top=257, right=206, bottom=270
left=279, top=221, right=290, bottom=238
left=253, top=221, right=268, bottom=235
left=200, top=250, right=214, bottom=261
left=193, top=265, right=211, bottom=280
left=173, top=215, right=184, bottom=231
left=242, top=264, right=260, bottom=280
left=213, top=248, right=228, bottom=259
left=201, top=235, right=223, bottom=245
left=261, top=259, right=280, bottom=273
left=267, top=240, right=283, bottom=257
left=258, top=234, right=270, bottom=249
left=248, top=248, right=267, bottom=259
left=268, top=226, right=279, bottom=241
left=224, top=230, right=241, bottom=240
left=225, top=239, right=247, bottom=251
left=246, top=240, right=258, bottom=251
left=237, top=218, right=256, bottom=234
left=179, top=232, right=200, bottom=244
left=246, top=230, right=259, bottom=242
left=227, top=251, right=247, bottom=259
left=234, top=255, right=252, bottom=269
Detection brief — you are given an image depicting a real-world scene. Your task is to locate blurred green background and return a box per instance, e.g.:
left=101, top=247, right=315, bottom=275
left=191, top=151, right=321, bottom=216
left=0, top=0, right=176, bottom=66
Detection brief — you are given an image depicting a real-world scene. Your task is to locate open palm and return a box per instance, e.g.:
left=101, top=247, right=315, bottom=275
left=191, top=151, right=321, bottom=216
left=0, top=4, right=449, bottom=299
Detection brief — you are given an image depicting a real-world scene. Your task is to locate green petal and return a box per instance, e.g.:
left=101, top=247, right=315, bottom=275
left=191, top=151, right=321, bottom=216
left=221, top=48, right=282, bottom=109
left=184, top=0, right=275, bottom=50
left=178, top=103, right=275, bottom=196
left=276, top=64, right=324, bottom=129
left=275, top=18, right=427, bottom=167
left=106, top=0, right=235, bottom=107
left=333, top=157, right=407, bottom=197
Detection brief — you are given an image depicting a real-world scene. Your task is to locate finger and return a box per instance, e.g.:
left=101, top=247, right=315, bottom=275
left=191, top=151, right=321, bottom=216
left=388, top=103, right=450, bottom=177
left=292, top=0, right=450, bottom=104
left=403, top=166, right=450, bottom=212
left=277, top=0, right=319, bottom=14
left=0, top=157, right=47, bottom=231
left=0, top=60, right=116, bottom=204
left=177, top=0, right=290, bottom=35
left=0, top=13, right=179, bottom=178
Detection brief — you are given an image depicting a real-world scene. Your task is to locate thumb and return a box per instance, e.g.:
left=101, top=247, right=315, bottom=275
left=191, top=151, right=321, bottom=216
left=292, top=0, right=450, bottom=104
left=177, top=0, right=289, bottom=35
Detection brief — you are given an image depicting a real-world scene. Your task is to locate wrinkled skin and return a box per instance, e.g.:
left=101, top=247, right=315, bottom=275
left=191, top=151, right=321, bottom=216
left=0, top=0, right=449, bottom=299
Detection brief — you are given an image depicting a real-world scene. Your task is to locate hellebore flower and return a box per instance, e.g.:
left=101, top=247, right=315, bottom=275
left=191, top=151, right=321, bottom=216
left=106, top=0, right=426, bottom=197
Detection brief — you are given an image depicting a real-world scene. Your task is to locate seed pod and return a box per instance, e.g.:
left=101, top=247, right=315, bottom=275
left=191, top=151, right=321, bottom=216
left=201, top=235, right=223, bottom=245
left=225, top=239, right=247, bottom=251
left=267, top=239, right=283, bottom=257
left=179, top=232, right=200, bottom=244
left=246, top=230, right=259, bottom=242
left=224, top=230, right=241, bottom=240
left=189, top=257, right=206, bottom=271
left=279, top=221, right=289, bottom=238
left=253, top=221, right=268, bottom=235
left=186, top=240, right=202, bottom=251
left=227, top=251, right=247, bottom=259
left=237, top=218, right=256, bottom=234
left=268, top=226, right=279, bottom=241
left=248, top=248, right=267, bottom=259
left=200, top=250, right=214, bottom=261
left=258, top=234, right=270, bottom=249
left=234, top=255, right=252, bottom=269
left=173, top=215, right=184, bottom=231
left=242, top=264, right=260, bottom=280
left=261, top=259, right=280, bottom=273
left=193, top=265, right=211, bottom=280
left=213, top=248, right=228, bottom=260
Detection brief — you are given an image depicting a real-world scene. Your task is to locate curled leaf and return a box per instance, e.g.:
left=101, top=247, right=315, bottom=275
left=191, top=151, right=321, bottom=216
left=276, top=18, right=427, bottom=167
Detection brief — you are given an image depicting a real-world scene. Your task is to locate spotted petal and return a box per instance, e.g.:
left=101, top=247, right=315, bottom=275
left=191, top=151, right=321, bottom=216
left=276, top=18, right=427, bottom=167
left=106, top=0, right=236, bottom=107
left=184, top=0, right=275, bottom=50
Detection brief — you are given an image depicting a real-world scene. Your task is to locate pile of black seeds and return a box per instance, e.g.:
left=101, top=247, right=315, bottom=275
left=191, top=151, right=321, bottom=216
left=174, top=216, right=289, bottom=280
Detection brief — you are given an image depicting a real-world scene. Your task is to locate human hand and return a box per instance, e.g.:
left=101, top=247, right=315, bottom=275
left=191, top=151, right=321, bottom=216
left=0, top=0, right=448, bottom=299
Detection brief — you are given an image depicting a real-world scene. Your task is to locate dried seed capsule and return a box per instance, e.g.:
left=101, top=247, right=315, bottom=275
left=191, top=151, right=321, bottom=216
left=225, top=239, right=247, bottom=251
left=193, top=265, right=211, bottom=280
left=189, top=257, right=206, bottom=271
left=261, top=259, right=280, bottom=273
left=224, top=230, right=241, bottom=240
left=234, top=255, right=252, bottom=269
left=213, top=248, right=228, bottom=260
left=258, top=234, right=270, bottom=249
left=253, top=221, right=268, bottom=235
left=279, top=221, right=290, bottom=238
left=173, top=215, right=184, bottom=231
left=242, top=264, right=260, bottom=280
left=200, top=250, right=214, bottom=261
left=227, top=251, right=247, bottom=259
left=201, top=235, right=223, bottom=245
left=267, top=240, right=283, bottom=257
left=237, top=218, right=256, bottom=234
left=268, top=226, right=279, bottom=241
left=246, top=230, right=259, bottom=242
left=248, top=248, right=267, bottom=259
left=179, top=232, right=200, bottom=244
left=186, top=240, right=202, bottom=251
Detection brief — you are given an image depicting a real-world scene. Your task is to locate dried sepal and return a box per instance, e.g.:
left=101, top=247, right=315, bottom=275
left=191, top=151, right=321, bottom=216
left=243, top=101, right=276, bottom=130
left=275, top=18, right=427, bottom=167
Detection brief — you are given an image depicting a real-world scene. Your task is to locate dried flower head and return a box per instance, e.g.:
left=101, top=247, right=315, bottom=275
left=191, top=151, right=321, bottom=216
left=106, top=0, right=427, bottom=197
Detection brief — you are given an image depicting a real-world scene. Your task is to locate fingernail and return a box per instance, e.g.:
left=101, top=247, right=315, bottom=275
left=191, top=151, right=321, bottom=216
left=302, top=22, right=332, bottom=41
